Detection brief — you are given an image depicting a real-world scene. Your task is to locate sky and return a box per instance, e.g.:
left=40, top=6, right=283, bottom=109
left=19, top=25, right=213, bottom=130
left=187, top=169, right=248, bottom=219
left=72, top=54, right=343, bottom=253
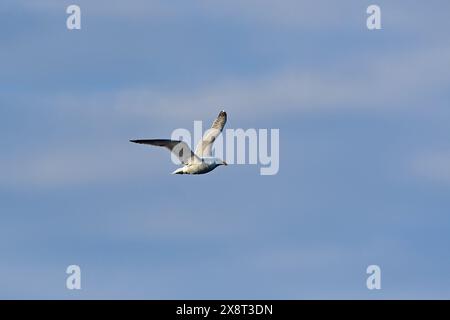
left=1, top=0, right=450, bottom=299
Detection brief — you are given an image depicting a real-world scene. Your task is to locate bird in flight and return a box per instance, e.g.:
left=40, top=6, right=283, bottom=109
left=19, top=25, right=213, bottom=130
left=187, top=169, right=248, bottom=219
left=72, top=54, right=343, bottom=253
left=130, top=111, right=228, bottom=175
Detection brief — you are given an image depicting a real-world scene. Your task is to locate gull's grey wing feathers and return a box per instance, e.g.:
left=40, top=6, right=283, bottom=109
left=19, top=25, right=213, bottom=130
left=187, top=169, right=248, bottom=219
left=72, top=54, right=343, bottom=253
left=130, top=139, right=200, bottom=165
left=195, top=110, right=227, bottom=157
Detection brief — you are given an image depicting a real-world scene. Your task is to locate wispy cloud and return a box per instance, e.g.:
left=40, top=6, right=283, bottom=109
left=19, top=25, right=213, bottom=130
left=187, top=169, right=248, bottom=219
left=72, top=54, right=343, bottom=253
left=411, top=151, right=450, bottom=183
left=0, top=143, right=168, bottom=188
left=63, top=43, right=450, bottom=122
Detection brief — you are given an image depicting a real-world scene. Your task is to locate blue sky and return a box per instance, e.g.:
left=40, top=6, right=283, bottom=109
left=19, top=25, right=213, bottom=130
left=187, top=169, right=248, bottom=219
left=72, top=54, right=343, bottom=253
left=1, top=0, right=450, bottom=299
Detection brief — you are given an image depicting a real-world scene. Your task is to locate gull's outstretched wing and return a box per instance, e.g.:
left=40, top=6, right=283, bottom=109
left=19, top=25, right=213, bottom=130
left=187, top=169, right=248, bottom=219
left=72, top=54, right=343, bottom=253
left=130, top=139, right=200, bottom=165
left=195, top=110, right=227, bottom=157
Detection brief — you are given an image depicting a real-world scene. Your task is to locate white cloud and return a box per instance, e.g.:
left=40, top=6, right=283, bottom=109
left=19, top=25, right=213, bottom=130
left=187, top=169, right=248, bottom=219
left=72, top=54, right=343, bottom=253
left=0, top=143, right=168, bottom=188
left=108, top=43, right=450, bottom=121
left=411, top=151, right=450, bottom=183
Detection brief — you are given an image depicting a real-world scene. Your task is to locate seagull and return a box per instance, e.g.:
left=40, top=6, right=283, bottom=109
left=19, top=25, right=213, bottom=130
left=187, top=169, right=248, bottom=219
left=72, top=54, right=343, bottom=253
left=130, top=111, right=228, bottom=175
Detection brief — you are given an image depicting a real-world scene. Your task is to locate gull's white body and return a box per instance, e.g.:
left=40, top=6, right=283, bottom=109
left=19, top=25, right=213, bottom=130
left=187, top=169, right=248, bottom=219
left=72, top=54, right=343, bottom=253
left=172, top=157, right=224, bottom=175
left=130, top=111, right=228, bottom=175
